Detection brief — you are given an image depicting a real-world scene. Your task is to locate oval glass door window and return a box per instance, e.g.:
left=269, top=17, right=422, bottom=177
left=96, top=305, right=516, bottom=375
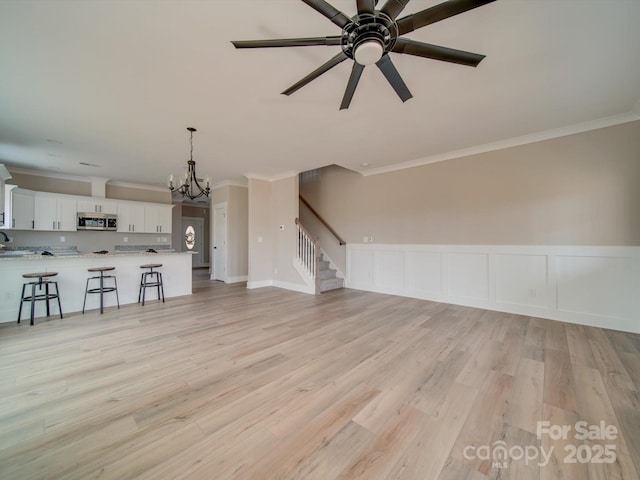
left=185, top=225, right=195, bottom=250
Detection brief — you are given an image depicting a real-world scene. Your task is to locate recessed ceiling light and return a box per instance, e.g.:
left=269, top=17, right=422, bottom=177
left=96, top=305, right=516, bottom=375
left=361, top=162, right=370, bottom=167
left=79, top=162, right=101, bottom=167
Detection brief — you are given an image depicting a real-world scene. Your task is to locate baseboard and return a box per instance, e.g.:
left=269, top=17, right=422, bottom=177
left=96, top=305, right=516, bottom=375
left=225, top=275, right=248, bottom=284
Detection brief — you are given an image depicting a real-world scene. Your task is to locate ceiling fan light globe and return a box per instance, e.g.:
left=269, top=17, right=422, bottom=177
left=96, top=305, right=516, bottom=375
left=354, top=40, right=384, bottom=65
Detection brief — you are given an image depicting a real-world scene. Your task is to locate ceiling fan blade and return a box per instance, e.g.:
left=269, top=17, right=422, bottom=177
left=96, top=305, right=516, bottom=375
left=356, top=0, right=376, bottom=15
left=282, top=51, right=349, bottom=96
left=380, top=0, right=410, bottom=20
left=376, top=55, right=412, bottom=103
left=232, top=36, right=342, bottom=48
left=340, top=63, right=365, bottom=110
left=392, top=38, right=485, bottom=67
left=397, top=0, right=496, bottom=35
left=301, top=0, right=352, bottom=29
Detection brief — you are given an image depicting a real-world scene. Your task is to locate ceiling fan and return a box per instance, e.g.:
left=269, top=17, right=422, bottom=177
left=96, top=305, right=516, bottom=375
left=232, top=0, right=496, bottom=109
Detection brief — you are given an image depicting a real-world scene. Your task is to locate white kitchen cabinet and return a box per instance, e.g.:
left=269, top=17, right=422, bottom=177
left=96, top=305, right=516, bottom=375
left=77, top=199, right=118, bottom=214
left=34, top=193, right=77, bottom=231
left=0, top=165, right=11, bottom=228
left=117, top=203, right=145, bottom=233
left=144, top=204, right=173, bottom=234
left=9, top=188, right=35, bottom=230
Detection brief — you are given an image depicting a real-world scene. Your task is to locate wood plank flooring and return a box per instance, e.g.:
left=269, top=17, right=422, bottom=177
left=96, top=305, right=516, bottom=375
left=0, top=270, right=639, bottom=479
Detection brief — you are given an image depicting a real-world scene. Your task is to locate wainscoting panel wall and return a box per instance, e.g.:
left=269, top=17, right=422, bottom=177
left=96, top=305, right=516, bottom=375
left=346, top=244, right=640, bottom=333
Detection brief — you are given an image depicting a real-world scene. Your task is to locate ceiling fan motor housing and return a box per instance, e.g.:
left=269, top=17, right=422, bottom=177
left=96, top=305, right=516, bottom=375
left=342, top=12, right=398, bottom=65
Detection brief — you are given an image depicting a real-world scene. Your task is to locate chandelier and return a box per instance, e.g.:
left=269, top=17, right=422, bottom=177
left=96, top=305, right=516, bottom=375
left=168, top=127, right=211, bottom=200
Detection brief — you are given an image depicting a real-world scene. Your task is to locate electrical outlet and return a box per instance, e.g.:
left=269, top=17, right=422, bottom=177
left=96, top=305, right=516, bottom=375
left=59, top=236, right=65, bottom=242
left=363, top=236, right=369, bottom=243
left=123, top=237, right=128, bottom=242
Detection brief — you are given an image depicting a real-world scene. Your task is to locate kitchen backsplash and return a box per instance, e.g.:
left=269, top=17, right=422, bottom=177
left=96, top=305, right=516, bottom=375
left=1, top=230, right=173, bottom=254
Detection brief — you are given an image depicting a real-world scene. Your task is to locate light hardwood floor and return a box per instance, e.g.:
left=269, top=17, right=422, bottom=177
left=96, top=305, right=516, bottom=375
left=1, top=270, right=639, bottom=479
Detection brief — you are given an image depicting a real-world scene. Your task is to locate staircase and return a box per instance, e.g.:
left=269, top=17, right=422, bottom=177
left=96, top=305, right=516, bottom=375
left=317, top=254, right=343, bottom=293
left=295, top=218, right=343, bottom=294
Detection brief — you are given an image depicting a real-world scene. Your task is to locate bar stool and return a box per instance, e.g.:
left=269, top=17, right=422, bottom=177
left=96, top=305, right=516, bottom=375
left=138, top=263, right=165, bottom=306
left=17, top=272, right=63, bottom=325
left=83, top=266, right=120, bottom=314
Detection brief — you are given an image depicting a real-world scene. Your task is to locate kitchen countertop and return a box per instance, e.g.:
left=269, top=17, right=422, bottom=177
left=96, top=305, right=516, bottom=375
left=0, top=250, right=191, bottom=261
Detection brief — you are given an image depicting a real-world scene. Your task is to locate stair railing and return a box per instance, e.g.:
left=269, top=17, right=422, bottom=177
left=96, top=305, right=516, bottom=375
left=299, top=195, right=346, bottom=246
left=295, top=218, right=320, bottom=294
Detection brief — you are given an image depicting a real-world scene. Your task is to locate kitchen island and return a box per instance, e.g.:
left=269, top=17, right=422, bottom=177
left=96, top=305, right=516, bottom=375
left=0, top=251, right=192, bottom=323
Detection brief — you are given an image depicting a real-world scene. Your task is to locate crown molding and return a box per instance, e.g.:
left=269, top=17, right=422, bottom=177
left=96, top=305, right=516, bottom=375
left=107, top=180, right=170, bottom=193
left=244, top=170, right=299, bottom=182
left=212, top=179, right=248, bottom=190
left=359, top=112, right=640, bottom=177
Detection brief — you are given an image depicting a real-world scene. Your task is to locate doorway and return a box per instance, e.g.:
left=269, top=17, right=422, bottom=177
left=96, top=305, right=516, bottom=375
left=212, top=202, right=227, bottom=282
left=181, top=217, right=205, bottom=268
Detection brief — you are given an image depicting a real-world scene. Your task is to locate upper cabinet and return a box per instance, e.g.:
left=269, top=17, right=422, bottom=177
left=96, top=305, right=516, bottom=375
left=144, top=204, right=173, bottom=234
left=77, top=199, right=118, bottom=214
left=4, top=186, right=173, bottom=234
left=0, top=165, right=12, bottom=228
left=34, top=193, right=77, bottom=231
left=7, top=188, right=35, bottom=230
left=117, top=203, right=145, bottom=233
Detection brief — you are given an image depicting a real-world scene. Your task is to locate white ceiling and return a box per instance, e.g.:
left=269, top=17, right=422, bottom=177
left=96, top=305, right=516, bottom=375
left=1, top=0, right=639, bottom=189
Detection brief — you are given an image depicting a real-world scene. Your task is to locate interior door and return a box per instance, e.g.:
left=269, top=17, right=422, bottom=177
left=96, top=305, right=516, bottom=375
left=213, top=203, right=227, bottom=282
left=181, top=217, right=205, bottom=267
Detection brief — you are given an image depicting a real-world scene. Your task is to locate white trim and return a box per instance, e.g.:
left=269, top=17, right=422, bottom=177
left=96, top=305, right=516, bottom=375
left=244, top=170, right=299, bottom=182
left=225, top=275, right=248, bottom=283
left=107, top=180, right=170, bottom=193
left=273, top=280, right=315, bottom=295
left=7, top=166, right=171, bottom=193
left=346, top=243, right=640, bottom=334
left=0, top=164, right=12, bottom=181
left=212, top=180, right=248, bottom=190
left=292, top=257, right=316, bottom=293
left=246, top=280, right=273, bottom=289
left=357, top=112, right=640, bottom=177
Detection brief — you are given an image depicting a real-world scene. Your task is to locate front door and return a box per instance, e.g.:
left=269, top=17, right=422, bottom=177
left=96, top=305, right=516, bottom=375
left=181, top=217, right=205, bottom=268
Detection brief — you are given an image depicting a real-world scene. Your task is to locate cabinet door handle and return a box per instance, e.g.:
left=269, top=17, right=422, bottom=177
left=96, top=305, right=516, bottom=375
left=58, top=221, right=61, bottom=230
left=53, top=221, right=56, bottom=229
left=32, top=220, right=34, bottom=229
left=12, top=218, right=15, bottom=228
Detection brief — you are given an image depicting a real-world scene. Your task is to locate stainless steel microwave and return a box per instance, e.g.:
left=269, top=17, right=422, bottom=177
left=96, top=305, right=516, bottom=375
left=77, top=212, right=117, bottom=231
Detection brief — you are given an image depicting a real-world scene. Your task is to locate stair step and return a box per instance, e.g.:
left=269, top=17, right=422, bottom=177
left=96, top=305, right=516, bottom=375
left=317, top=268, right=337, bottom=280
left=320, top=277, right=344, bottom=292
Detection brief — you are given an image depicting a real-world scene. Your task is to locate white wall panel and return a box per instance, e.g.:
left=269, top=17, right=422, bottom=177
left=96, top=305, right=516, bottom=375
left=406, top=251, right=442, bottom=297
left=447, top=253, right=489, bottom=301
left=376, top=250, right=405, bottom=292
left=495, top=254, right=548, bottom=308
left=346, top=244, right=640, bottom=334
left=556, top=255, right=633, bottom=319
left=346, top=248, right=374, bottom=290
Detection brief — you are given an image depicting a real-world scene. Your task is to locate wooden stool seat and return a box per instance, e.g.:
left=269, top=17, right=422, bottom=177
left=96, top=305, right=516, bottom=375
left=83, top=267, right=119, bottom=314
left=138, top=264, right=165, bottom=306
left=18, top=272, right=63, bottom=325
left=22, top=272, right=59, bottom=279
left=87, top=266, right=116, bottom=273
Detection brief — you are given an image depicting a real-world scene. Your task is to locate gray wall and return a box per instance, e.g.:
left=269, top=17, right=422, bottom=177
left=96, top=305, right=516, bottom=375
left=300, top=121, right=640, bottom=246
